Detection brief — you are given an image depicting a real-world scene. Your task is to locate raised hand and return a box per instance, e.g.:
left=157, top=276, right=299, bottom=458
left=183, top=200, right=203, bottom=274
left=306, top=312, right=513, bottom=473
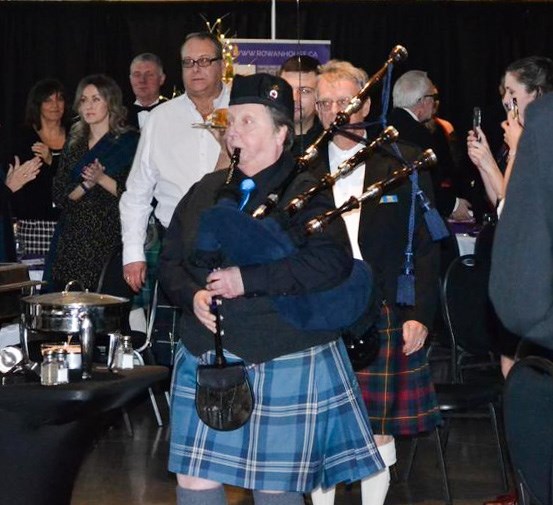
left=31, top=141, right=53, bottom=165
left=5, top=156, right=42, bottom=192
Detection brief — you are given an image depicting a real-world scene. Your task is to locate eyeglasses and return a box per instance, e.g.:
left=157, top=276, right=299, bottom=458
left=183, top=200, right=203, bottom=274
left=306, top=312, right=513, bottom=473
left=315, top=97, right=352, bottom=112
left=181, top=57, right=222, bottom=69
left=421, top=93, right=439, bottom=102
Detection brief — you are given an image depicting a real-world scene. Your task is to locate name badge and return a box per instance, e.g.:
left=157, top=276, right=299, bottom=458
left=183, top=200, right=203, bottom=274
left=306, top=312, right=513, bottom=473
left=379, top=195, right=398, bottom=204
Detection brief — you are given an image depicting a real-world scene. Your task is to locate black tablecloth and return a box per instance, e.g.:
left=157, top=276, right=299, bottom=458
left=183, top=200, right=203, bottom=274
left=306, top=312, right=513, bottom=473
left=0, top=365, right=168, bottom=505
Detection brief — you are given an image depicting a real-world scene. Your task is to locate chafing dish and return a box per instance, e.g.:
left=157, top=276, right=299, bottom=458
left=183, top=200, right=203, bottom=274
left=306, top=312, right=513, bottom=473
left=20, top=281, right=128, bottom=379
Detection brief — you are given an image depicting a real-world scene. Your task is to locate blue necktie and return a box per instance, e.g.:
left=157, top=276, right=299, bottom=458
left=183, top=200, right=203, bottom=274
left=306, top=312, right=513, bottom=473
left=238, top=179, right=256, bottom=212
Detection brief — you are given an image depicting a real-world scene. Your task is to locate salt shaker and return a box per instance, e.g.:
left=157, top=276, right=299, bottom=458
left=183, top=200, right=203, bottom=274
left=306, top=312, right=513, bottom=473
left=41, top=350, right=58, bottom=386
left=114, top=335, right=134, bottom=370
left=55, top=348, right=69, bottom=384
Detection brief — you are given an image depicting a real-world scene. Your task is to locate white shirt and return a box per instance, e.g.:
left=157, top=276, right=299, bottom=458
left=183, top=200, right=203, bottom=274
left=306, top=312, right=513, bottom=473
left=328, top=140, right=366, bottom=261
left=120, top=86, right=231, bottom=265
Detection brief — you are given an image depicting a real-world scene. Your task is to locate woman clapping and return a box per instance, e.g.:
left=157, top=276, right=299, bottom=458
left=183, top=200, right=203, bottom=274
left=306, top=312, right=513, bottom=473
left=50, top=74, right=138, bottom=291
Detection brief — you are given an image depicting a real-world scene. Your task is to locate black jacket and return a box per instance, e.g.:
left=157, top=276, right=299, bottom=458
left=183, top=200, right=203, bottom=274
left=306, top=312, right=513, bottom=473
left=311, top=137, right=440, bottom=329
left=388, top=107, right=458, bottom=217
left=159, top=152, right=356, bottom=363
left=126, top=98, right=168, bottom=130
left=11, top=127, right=63, bottom=220
left=292, top=117, right=324, bottom=158
left=0, top=183, right=16, bottom=262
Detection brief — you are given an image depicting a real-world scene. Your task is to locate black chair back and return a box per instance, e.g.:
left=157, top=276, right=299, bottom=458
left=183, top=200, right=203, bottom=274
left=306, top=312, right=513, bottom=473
left=442, top=254, right=495, bottom=353
left=96, top=245, right=134, bottom=335
left=504, top=356, right=553, bottom=505
left=96, top=246, right=133, bottom=299
left=474, top=219, right=496, bottom=264
left=441, top=254, right=499, bottom=381
left=440, top=222, right=461, bottom=279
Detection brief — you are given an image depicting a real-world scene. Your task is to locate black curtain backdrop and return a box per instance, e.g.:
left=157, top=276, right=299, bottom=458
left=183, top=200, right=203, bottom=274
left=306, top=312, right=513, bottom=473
left=1, top=1, right=552, bottom=163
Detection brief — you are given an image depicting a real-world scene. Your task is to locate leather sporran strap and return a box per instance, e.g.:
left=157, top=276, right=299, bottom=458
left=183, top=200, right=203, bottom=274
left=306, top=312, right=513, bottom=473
left=195, top=297, right=254, bottom=431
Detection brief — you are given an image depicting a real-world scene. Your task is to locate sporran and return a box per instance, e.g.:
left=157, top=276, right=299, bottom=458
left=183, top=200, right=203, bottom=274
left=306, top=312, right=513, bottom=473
left=342, top=324, right=380, bottom=372
left=195, top=298, right=254, bottom=431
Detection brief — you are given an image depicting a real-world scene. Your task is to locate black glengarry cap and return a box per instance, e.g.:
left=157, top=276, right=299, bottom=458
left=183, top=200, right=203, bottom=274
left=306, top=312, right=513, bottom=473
left=230, top=73, right=294, bottom=121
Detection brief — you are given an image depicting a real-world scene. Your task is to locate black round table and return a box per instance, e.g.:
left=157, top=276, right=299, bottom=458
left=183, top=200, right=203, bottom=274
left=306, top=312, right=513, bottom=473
left=0, top=365, right=168, bottom=505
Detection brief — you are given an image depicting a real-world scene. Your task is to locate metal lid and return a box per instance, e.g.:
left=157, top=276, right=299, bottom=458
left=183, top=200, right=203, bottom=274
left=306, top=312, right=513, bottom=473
left=21, top=291, right=128, bottom=308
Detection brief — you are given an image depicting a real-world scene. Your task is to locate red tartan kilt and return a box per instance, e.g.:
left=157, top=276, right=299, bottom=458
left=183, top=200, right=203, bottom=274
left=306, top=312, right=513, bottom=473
left=356, top=303, right=442, bottom=436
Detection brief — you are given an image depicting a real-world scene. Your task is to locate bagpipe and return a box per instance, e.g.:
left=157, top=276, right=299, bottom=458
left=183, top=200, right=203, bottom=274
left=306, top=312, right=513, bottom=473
left=285, top=125, right=399, bottom=216
left=252, top=44, right=408, bottom=220
left=193, top=45, right=442, bottom=370
left=305, top=149, right=437, bottom=234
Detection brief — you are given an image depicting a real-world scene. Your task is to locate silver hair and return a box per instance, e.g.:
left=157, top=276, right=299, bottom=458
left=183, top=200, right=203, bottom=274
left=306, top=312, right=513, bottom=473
left=317, top=59, right=368, bottom=95
left=392, top=70, right=433, bottom=109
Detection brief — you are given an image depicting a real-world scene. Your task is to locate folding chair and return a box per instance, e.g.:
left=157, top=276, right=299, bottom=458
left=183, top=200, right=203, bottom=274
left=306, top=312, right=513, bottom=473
left=96, top=246, right=166, bottom=427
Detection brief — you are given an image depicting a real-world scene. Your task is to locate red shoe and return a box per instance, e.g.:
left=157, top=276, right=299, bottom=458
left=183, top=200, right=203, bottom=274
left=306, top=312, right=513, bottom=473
left=483, top=491, right=517, bottom=505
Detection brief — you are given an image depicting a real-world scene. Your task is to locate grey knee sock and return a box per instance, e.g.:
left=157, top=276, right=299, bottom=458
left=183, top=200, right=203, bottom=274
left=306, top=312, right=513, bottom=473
left=253, top=490, right=305, bottom=505
left=176, top=485, right=227, bottom=505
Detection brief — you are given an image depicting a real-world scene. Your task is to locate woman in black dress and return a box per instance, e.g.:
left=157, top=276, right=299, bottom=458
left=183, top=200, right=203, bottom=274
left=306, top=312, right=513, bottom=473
left=50, top=74, right=138, bottom=291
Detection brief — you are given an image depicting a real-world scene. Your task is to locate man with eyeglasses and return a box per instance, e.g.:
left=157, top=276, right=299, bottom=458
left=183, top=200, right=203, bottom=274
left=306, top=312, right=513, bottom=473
left=127, top=53, right=167, bottom=130
left=120, top=31, right=230, bottom=295
left=389, top=70, right=472, bottom=219
left=310, top=60, right=441, bottom=505
left=279, top=55, right=323, bottom=156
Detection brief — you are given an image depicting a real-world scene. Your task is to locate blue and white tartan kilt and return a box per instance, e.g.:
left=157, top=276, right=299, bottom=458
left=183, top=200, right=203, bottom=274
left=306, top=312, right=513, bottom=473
left=169, top=339, right=384, bottom=492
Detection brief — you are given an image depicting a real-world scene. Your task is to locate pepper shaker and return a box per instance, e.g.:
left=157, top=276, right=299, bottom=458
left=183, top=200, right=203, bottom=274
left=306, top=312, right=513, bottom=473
left=41, top=350, right=58, bottom=386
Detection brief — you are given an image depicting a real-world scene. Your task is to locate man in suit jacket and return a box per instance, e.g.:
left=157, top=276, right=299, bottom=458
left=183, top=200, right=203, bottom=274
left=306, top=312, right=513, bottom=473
left=389, top=70, right=472, bottom=220
left=128, top=53, right=167, bottom=130
left=310, top=60, right=441, bottom=505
